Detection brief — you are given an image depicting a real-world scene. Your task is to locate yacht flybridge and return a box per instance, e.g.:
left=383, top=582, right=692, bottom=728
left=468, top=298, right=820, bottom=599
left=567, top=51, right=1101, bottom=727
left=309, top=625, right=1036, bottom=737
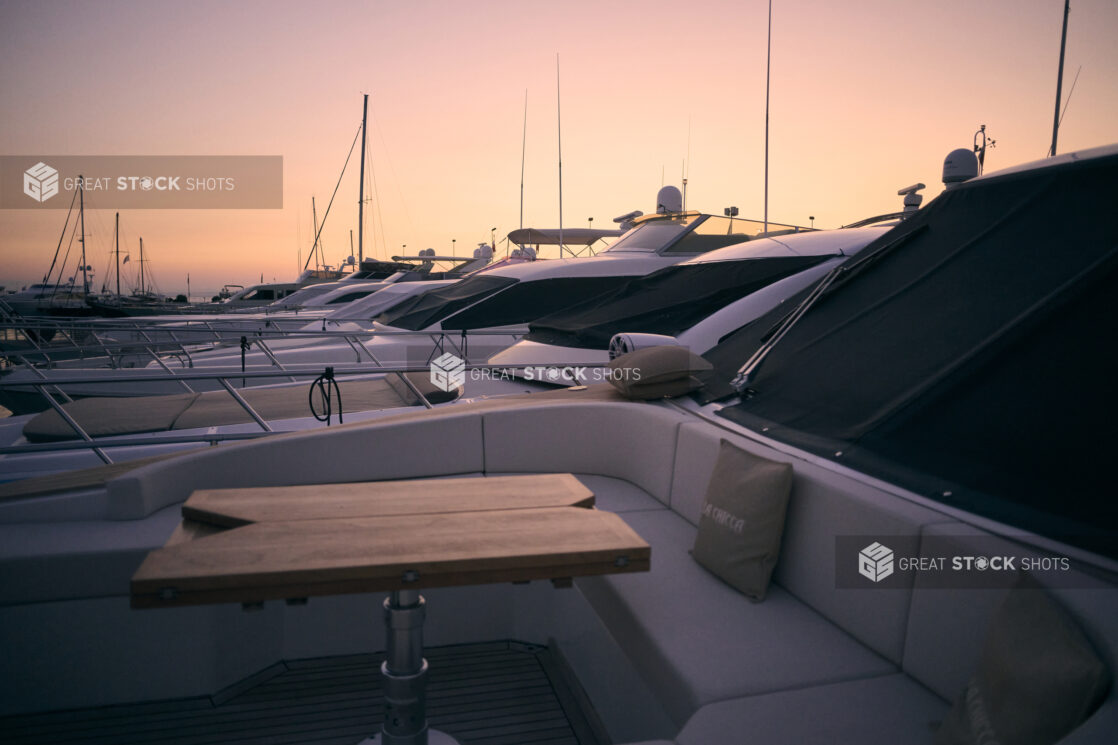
left=0, top=144, right=1114, bottom=744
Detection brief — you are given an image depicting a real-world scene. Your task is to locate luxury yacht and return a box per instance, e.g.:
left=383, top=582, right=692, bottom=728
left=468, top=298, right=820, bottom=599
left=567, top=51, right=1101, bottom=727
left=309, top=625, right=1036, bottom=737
left=491, top=222, right=896, bottom=370
left=0, top=221, right=878, bottom=481
left=0, top=145, right=1114, bottom=744
left=0, top=188, right=808, bottom=406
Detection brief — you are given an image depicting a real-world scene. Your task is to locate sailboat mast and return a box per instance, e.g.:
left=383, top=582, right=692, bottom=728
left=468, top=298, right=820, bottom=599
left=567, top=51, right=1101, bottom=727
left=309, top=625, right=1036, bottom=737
left=139, top=237, right=145, bottom=296
left=358, top=93, right=368, bottom=263
left=1049, top=0, right=1070, bottom=157
left=79, top=175, right=88, bottom=296
left=312, top=196, right=321, bottom=271
left=115, top=212, right=121, bottom=298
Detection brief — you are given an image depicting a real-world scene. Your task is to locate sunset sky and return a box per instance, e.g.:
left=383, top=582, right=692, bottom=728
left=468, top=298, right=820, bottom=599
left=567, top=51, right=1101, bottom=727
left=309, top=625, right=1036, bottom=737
left=2, top=0, right=1116, bottom=296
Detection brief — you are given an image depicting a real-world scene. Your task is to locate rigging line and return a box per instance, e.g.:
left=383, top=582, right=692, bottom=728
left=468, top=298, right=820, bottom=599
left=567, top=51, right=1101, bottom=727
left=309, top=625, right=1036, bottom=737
left=43, top=189, right=79, bottom=284
left=303, top=123, right=363, bottom=271
left=53, top=209, right=81, bottom=296
left=372, top=113, right=416, bottom=252
left=100, top=215, right=116, bottom=293
left=1058, top=64, right=1082, bottom=128
left=367, top=128, right=386, bottom=261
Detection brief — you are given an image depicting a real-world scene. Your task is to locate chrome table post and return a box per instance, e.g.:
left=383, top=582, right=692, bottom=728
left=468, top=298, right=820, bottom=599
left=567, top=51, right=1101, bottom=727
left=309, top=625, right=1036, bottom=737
left=364, top=590, right=459, bottom=745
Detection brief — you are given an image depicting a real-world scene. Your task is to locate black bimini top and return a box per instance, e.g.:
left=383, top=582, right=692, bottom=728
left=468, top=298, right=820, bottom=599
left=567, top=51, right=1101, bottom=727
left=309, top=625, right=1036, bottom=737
left=700, top=149, right=1118, bottom=557
left=526, top=256, right=830, bottom=349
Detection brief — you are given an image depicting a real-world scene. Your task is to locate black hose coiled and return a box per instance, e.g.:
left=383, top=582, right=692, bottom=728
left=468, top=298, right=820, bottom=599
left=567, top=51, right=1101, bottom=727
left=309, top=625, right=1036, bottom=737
left=309, top=366, right=343, bottom=425
left=240, top=336, right=250, bottom=387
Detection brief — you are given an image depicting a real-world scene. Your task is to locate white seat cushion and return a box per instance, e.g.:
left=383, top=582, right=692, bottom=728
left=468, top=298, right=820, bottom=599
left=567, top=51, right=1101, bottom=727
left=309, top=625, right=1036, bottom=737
left=577, top=509, right=895, bottom=726
left=676, top=674, right=948, bottom=745
left=483, top=403, right=686, bottom=505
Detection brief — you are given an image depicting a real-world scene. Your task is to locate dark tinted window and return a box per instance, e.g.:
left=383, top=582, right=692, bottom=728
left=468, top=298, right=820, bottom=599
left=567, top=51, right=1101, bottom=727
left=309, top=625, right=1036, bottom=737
left=527, top=256, right=829, bottom=348
left=327, top=291, right=375, bottom=305
left=443, top=275, right=635, bottom=330
left=376, top=275, right=517, bottom=330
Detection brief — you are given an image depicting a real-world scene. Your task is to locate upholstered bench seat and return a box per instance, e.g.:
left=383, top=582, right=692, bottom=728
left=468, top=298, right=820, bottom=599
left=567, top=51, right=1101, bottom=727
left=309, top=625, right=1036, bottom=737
left=579, top=508, right=897, bottom=727
left=675, top=674, right=948, bottom=745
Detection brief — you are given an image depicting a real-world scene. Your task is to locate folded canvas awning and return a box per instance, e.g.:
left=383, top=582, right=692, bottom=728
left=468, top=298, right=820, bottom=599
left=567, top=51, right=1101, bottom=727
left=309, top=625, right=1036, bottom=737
left=507, top=228, right=623, bottom=246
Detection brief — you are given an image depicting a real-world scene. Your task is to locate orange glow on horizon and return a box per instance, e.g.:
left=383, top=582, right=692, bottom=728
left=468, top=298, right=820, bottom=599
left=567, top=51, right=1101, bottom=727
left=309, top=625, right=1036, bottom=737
left=1, top=0, right=1116, bottom=296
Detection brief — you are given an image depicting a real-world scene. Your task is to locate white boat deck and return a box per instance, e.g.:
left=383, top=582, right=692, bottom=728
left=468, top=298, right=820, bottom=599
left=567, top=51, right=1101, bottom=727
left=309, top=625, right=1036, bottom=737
left=0, top=641, right=604, bottom=745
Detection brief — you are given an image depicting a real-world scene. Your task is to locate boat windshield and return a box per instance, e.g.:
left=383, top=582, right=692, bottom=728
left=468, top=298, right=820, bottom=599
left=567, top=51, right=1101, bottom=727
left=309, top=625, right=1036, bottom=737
left=601, top=213, right=701, bottom=253
left=438, top=275, right=637, bottom=330
left=603, top=213, right=809, bottom=255
left=375, top=275, right=518, bottom=330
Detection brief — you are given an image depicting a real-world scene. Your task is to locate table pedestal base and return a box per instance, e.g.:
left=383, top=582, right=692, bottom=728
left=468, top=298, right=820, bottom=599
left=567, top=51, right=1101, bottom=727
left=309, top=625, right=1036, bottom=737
left=360, top=730, right=460, bottom=745
left=359, top=590, right=461, bottom=745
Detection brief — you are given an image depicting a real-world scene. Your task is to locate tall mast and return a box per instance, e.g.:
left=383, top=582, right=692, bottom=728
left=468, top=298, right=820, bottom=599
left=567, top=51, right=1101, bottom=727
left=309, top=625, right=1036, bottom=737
left=358, top=93, right=368, bottom=262
left=1049, top=0, right=1070, bottom=157
left=556, top=54, right=564, bottom=258
left=311, top=196, right=321, bottom=271
left=115, top=212, right=121, bottom=298
left=139, top=237, right=145, bottom=296
left=78, top=175, right=88, bottom=296
left=520, top=89, right=527, bottom=231
left=763, top=0, right=772, bottom=232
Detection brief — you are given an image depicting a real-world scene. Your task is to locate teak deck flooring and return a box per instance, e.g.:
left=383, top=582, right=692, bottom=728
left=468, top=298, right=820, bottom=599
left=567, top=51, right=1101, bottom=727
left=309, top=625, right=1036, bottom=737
left=0, top=641, right=604, bottom=745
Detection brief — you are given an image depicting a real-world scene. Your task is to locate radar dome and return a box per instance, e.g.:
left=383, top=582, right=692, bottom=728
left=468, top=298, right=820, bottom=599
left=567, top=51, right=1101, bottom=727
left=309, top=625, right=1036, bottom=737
left=655, top=186, right=683, bottom=213
left=943, top=148, right=979, bottom=189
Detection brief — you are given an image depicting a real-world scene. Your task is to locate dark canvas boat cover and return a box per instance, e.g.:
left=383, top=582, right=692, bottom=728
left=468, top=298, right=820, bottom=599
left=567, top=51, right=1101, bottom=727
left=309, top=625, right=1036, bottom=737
left=700, top=148, right=1118, bottom=557
left=376, top=275, right=517, bottom=330
left=525, top=256, right=830, bottom=349
left=377, top=274, right=636, bottom=331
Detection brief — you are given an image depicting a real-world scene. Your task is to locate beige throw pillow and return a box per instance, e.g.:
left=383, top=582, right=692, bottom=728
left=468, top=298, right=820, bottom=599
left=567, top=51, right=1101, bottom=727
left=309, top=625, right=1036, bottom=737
left=691, top=440, right=793, bottom=601
left=935, top=576, right=1110, bottom=745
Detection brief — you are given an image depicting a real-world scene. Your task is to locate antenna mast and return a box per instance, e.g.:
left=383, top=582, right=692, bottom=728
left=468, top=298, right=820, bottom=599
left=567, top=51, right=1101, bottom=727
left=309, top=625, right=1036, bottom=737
left=1049, top=0, right=1070, bottom=157
left=683, top=117, right=691, bottom=211
left=556, top=54, right=564, bottom=258
left=311, top=197, right=321, bottom=271
left=520, top=89, right=527, bottom=231
left=358, top=93, right=368, bottom=261
left=763, top=0, right=772, bottom=232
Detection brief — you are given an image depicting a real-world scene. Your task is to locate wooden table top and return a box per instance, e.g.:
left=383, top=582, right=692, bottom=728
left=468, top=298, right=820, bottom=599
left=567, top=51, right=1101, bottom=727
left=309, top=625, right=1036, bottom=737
left=181, top=474, right=594, bottom=528
left=132, top=475, right=649, bottom=609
